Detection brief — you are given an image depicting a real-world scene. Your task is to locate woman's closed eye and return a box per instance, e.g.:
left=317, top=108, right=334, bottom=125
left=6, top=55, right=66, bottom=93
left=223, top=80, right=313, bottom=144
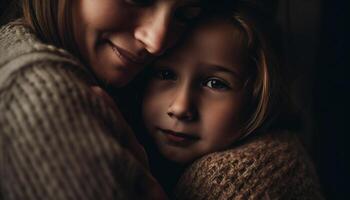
left=175, top=6, right=202, bottom=23
left=203, top=78, right=231, bottom=91
left=123, top=0, right=153, bottom=6
left=123, top=0, right=202, bottom=21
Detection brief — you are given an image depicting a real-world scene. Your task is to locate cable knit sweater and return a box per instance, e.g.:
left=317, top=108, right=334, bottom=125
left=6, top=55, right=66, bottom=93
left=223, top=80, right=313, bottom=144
left=173, top=130, right=324, bottom=200
left=0, top=21, right=154, bottom=200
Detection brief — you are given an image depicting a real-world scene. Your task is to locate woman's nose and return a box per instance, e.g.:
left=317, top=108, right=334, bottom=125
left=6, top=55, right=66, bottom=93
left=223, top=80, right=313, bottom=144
left=167, top=86, right=197, bottom=121
left=134, top=6, right=172, bottom=55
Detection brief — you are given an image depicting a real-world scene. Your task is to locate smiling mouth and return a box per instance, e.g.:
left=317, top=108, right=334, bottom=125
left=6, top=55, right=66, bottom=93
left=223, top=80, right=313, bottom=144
left=158, top=128, right=199, bottom=145
left=107, top=41, right=150, bottom=65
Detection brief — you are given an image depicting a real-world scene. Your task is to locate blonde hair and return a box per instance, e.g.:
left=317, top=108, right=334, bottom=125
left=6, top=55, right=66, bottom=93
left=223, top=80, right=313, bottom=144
left=226, top=2, right=286, bottom=139
left=22, top=0, right=78, bottom=55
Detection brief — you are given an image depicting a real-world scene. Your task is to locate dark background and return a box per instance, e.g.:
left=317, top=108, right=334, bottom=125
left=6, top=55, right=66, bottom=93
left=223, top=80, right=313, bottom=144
left=313, top=0, right=348, bottom=199
left=265, top=0, right=348, bottom=199
left=1, top=0, right=348, bottom=199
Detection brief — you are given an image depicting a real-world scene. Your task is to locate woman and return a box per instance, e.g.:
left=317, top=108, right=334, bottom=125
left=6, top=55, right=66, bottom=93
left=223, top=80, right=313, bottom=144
left=0, top=0, right=213, bottom=199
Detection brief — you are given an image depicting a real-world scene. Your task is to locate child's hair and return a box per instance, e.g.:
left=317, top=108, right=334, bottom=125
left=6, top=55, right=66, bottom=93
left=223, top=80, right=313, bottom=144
left=217, top=1, right=296, bottom=140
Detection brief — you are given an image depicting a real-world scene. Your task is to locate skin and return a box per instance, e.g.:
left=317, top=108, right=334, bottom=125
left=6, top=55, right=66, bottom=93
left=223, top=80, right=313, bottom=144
left=142, top=18, right=250, bottom=164
left=71, top=1, right=203, bottom=198
left=73, top=0, right=202, bottom=87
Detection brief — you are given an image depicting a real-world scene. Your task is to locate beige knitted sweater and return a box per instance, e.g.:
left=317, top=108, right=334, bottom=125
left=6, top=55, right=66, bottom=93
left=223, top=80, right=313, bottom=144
left=1, top=22, right=324, bottom=200
left=0, top=22, right=155, bottom=200
left=174, top=131, right=324, bottom=200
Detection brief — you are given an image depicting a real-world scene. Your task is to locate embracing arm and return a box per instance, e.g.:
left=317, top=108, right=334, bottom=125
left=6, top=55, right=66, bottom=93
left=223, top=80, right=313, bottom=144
left=0, top=62, right=164, bottom=200
left=173, top=131, right=324, bottom=200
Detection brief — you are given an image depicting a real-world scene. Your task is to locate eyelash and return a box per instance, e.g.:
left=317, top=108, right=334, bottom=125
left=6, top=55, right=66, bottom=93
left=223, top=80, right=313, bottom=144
left=203, top=78, right=231, bottom=91
left=174, top=6, right=202, bottom=23
left=123, top=0, right=153, bottom=6
left=152, top=69, right=231, bottom=91
left=123, top=0, right=202, bottom=23
left=153, top=69, right=177, bottom=81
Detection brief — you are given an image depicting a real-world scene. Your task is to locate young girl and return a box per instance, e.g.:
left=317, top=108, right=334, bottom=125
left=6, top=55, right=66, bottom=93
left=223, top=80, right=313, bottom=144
left=141, top=2, right=324, bottom=199
left=142, top=4, right=279, bottom=165
left=0, top=0, right=213, bottom=199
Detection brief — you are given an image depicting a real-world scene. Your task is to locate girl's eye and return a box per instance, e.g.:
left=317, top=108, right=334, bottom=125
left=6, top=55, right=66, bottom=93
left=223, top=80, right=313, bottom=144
left=175, top=6, right=202, bottom=23
left=203, top=79, right=230, bottom=90
left=123, top=0, right=153, bottom=6
left=153, top=69, right=177, bottom=81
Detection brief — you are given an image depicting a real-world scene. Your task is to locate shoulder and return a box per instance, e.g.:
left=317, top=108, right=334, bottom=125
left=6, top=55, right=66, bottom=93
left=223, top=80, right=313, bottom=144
left=174, top=131, right=324, bottom=200
left=0, top=23, right=97, bottom=139
left=0, top=20, right=93, bottom=88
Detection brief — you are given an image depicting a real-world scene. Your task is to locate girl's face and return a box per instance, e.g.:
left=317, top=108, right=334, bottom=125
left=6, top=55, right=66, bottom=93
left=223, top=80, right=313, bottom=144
left=142, top=18, right=249, bottom=163
left=73, top=0, right=201, bottom=87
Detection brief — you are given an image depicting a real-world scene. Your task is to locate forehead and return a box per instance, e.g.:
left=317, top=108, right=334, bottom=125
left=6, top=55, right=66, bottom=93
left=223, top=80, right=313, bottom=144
left=164, top=18, right=243, bottom=65
left=192, top=19, right=237, bottom=49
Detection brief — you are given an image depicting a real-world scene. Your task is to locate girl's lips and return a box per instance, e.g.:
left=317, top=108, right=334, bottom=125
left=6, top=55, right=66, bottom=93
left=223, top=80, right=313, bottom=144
left=158, top=128, right=199, bottom=145
left=108, top=41, right=150, bottom=66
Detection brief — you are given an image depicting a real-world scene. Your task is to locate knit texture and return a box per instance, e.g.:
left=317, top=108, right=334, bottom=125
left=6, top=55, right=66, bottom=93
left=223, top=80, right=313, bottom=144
left=0, top=21, right=152, bottom=200
left=174, top=131, right=324, bottom=200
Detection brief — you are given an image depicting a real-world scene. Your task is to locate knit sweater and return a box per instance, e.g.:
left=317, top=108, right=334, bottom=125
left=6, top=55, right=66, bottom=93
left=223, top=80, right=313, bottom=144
left=0, top=22, right=155, bottom=200
left=1, top=22, right=324, bottom=200
left=174, top=131, right=324, bottom=200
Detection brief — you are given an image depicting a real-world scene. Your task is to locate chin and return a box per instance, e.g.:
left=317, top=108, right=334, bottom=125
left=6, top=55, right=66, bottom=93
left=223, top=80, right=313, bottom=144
left=159, top=147, right=195, bottom=164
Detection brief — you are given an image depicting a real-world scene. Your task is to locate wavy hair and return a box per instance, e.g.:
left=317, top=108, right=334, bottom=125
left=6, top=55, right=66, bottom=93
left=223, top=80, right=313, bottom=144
left=224, top=1, right=291, bottom=139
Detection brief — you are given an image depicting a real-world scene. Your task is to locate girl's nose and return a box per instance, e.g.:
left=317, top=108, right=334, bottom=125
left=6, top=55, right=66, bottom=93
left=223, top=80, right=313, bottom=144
left=167, top=86, right=197, bottom=122
left=134, top=6, right=171, bottom=56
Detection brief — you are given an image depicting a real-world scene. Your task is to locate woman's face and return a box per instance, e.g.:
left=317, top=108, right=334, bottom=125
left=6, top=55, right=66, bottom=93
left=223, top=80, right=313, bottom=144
left=73, top=0, right=201, bottom=87
left=142, top=18, right=249, bottom=163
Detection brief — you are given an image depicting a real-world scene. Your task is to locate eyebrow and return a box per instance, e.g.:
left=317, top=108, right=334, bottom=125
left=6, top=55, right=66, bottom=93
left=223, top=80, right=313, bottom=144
left=204, top=64, right=242, bottom=79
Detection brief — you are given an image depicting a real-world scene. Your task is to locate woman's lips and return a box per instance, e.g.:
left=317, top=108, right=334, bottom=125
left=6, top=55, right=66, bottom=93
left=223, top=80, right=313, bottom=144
left=108, top=41, right=150, bottom=66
